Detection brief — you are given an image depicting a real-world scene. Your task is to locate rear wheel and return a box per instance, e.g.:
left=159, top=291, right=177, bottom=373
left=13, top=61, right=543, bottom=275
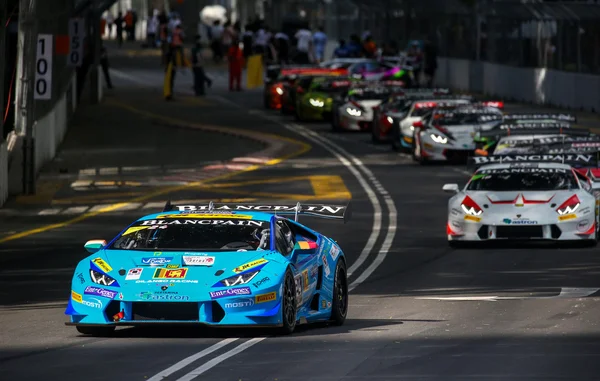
left=278, top=269, right=297, bottom=335
left=330, top=260, right=348, bottom=326
left=76, top=325, right=115, bottom=336
left=331, top=112, right=340, bottom=132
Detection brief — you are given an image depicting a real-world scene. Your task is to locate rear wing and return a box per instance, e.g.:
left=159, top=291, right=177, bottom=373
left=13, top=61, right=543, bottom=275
left=162, top=201, right=352, bottom=224
left=503, top=113, right=577, bottom=123
left=477, top=125, right=588, bottom=139
left=468, top=153, right=600, bottom=168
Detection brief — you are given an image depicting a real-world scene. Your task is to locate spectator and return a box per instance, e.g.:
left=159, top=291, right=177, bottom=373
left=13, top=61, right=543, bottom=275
left=347, top=34, right=362, bottom=57
left=423, top=38, right=438, bottom=87
left=115, top=12, right=124, bottom=47
left=211, top=20, right=224, bottom=62
left=192, top=35, right=212, bottom=95
left=275, top=31, right=290, bottom=64
left=242, top=25, right=254, bottom=60
left=100, top=43, right=113, bottom=89
left=227, top=37, right=244, bottom=91
left=147, top=9, right=159, bottom=48
left=333, top=39, right=350, bottom=58
left=222, top=21, right=236, bottom=57
left=312, top=26, right=327, bottom=63
left=362, top=35, right=377, bottom=58
left=294, top=25, right=312, bottom=64
left=253, top=25, right=270, bottom=55
left=124, top=10, right=134, bottom=41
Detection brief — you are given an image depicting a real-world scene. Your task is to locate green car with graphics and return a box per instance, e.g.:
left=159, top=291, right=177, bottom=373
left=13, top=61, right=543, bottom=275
left=294, top=77, right=353, bottom=121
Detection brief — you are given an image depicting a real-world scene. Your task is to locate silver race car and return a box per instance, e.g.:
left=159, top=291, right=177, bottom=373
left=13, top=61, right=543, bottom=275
left=412, top=105, right=504, bottom=163
left=443, top=155, right=600, bottom=246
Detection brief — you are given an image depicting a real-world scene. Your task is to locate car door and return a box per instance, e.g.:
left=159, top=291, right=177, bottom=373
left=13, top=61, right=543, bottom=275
left=275, top=219, right=318, bottom=309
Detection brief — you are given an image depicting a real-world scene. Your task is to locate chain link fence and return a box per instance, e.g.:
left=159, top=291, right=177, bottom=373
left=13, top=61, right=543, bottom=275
left=262, top=0, right=600, bottom=74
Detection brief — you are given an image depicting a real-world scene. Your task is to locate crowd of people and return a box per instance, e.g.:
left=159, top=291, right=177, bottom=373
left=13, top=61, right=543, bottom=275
left=100, top=8, right=439, bottom=97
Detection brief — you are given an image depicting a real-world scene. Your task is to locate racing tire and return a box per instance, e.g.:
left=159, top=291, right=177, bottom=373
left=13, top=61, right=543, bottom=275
left=76, top=325, right=116, bottom=336
left=371, top=127, right=383, bottom=144
left=278, top=269, right=298, bottom=335
left=391, top=125, right=400, bottom=151
left=264, top=94, right=270, bottom=109
left=330, top=259, right=348, bottom=326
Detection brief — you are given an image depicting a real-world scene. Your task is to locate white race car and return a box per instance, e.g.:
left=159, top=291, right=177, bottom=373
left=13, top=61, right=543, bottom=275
left=393, top=97, right=474, bottom=150
left=334, top=85, right=403, bottom=131
left=443, top=155, right=600, bottom=246
left=412, top=105, right=504, bottom=163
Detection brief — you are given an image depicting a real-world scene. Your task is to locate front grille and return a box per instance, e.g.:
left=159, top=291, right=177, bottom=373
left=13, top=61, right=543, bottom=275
left=132, top=302, right=199, bottom=321
left=496, top=226, right=544, bottom=239
left=443, top=149, right=473, bottom=162
left=359, top=121, right=373, bottom=130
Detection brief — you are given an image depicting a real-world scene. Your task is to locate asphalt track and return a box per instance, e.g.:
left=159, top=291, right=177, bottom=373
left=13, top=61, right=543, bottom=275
left=2, top=49, right=600, bottom=380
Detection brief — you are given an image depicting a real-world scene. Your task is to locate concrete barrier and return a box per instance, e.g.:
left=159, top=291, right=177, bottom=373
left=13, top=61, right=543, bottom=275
left=3, top=73, right=80, bottom=204
left=435, top=58, right=600, bottom=113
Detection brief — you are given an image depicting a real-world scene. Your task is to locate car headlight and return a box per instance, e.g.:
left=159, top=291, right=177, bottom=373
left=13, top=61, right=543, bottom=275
left=89, top=270, right=118, bottom=286
left=309, top=98, right=325, bottom=108
left=275, top=87, right=283, bottom=95
left=215, top=270, right=260, bottom=287
left=430, top=133, right=448, bottom=144
left=346, top=107, right=362, bottom=117
left=386, top=116, right=394, bottom=124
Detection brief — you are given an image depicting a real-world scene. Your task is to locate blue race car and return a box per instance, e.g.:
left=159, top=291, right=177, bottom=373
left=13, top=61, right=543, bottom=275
left=65, top=202, right=351, bottom=336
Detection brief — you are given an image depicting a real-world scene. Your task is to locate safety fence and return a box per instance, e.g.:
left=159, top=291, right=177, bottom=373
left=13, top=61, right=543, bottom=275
left=435, top=57, right=600, bottom=113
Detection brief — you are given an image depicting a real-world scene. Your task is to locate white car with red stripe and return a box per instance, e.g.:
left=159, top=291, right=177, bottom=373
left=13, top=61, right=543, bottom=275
left=443, top=157, right=600, bottom=247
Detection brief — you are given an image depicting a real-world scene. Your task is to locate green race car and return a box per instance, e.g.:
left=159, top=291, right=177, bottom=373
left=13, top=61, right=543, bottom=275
left=294, top=77, right=354, bottom=121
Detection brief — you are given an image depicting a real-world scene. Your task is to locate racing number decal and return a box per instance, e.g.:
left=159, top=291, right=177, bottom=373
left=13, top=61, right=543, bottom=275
left=294, top=274, right=303, bottom=307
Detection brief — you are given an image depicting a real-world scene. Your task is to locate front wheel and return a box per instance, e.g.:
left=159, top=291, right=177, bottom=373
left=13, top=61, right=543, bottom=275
left=278, top=269, right=298, bottom=335
left=76, top=325, right=115, bottom=336
left=330, top=260, right=348, bottom=326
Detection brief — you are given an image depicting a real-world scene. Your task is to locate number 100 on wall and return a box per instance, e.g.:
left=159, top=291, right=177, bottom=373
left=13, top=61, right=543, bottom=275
left=34, top=34, right=53, bottom=100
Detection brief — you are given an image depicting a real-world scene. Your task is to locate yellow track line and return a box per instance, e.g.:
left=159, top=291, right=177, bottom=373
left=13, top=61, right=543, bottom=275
left=0, top=105, right=312, bottom=244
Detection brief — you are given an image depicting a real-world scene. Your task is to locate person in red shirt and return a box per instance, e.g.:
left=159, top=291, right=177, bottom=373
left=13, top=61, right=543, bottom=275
left=227, top=38, right=244, bottom=91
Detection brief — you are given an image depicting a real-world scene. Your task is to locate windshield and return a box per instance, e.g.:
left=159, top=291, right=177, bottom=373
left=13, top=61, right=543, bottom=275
left=438, top=113, right=500, bottom=126
left=110, top=216, right=271, bottom=251
left=466, top=168, right=579, bottom=191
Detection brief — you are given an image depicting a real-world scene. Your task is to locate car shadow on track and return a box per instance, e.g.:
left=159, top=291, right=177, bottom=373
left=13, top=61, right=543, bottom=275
left=86, top=318, right=445, bottom=339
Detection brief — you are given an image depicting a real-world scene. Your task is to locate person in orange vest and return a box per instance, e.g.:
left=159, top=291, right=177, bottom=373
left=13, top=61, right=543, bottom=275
left=124, top=10, right=134, bottom=41
left=164, top=25, right=185, bottom=100
left=227, top=38, right=244, bottom=91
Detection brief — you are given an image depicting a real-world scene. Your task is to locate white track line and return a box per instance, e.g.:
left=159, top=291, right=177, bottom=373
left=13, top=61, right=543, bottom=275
left=147, top=338, right=238, bottom=381
left=175, top=338, right=266, bottom=381
left=148, top=94, right=398, bottom=381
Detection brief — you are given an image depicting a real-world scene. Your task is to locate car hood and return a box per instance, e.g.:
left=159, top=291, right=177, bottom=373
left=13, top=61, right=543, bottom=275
left=100, top=249, right=286, bottom=290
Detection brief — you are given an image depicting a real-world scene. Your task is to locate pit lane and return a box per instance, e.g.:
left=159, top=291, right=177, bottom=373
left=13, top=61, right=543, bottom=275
left=2, top=57, right=600, bottom=381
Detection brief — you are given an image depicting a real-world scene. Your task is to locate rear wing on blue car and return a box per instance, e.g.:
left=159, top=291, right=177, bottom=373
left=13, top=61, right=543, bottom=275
left=162, top=201, right=352, bottom=224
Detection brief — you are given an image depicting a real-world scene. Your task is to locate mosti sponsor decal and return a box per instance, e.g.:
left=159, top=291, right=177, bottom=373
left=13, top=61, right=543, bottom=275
left=153, top=268, right=188, bottom=279
left=209, top=287, right=252, bottom=299
left=84, top=286, right=117, bottom=299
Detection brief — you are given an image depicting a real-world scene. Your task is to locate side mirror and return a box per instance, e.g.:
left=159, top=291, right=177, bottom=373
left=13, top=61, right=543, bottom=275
left=412, top=120, right=424, bottom=129
left=84, top=240, right=107, bottom=254
left=443, top=184, right=460, bottom=194
left=591, top=182, right=600, bottom=191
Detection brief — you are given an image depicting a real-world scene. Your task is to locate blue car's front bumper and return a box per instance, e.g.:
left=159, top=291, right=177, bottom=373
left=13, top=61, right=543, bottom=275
left=66, top=288, right=283, bottom=327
